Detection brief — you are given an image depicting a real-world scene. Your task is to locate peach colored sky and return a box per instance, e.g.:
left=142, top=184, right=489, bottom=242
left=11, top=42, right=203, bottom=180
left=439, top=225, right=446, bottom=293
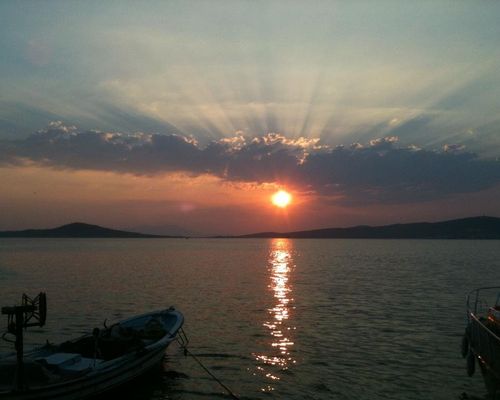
left=2, top=163, right=499, bottom=235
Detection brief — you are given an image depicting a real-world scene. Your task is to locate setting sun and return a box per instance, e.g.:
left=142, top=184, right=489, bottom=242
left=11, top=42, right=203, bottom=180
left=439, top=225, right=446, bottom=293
left=271, top=190, right=292, bottom=208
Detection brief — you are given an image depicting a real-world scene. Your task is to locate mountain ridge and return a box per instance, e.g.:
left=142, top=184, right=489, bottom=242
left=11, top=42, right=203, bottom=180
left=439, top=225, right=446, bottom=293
left=0, top=222, right=179, bottom=238
left=1, top=216, right=499, bottom=239
left=234, top=216, right=500, bottom=239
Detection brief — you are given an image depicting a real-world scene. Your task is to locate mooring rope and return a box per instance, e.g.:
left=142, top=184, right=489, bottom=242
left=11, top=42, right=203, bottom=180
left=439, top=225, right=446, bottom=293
left=182, top=346, right=241, bottom=400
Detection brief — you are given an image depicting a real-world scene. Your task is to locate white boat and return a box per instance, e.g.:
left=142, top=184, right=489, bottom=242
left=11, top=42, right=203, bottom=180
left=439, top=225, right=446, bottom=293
left=0, top=300, right=185, bottom=400
left=462, top=287, right=500, bottom=397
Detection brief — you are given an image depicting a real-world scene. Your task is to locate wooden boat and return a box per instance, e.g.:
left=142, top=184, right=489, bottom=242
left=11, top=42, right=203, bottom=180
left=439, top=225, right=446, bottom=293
left=462, top=287, right=500, bottom=397
left=1, top=294, right=185, bottom=399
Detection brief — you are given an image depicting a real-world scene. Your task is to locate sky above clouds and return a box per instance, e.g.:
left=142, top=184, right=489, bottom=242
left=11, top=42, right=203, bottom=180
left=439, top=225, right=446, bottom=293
left=1, top=1, right=499, bottom=234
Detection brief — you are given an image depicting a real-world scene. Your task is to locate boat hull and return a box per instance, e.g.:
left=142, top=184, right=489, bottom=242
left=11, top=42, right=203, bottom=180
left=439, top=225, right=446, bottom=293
left=2, top=347, right=166, bottom=400
left=465, top=287, right=500, bottom=398
left=0, top=308, right=183, bottom=400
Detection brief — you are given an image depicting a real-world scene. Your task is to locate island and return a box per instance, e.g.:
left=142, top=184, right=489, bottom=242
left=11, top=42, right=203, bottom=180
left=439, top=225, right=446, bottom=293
left=2, top=216, right=499, bottom=239
left=0, top=222, right=176, bottom=238
left=235, top=216, right=500, bottom=239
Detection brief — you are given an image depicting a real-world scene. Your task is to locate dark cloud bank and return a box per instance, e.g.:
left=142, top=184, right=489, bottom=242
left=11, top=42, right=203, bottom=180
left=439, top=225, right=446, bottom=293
left=1, top=122, right=499, bottom=204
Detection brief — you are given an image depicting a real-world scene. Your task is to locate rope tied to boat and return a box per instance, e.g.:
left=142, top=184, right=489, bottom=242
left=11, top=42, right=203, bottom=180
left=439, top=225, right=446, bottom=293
left=176, top=328, right=241, bottom=400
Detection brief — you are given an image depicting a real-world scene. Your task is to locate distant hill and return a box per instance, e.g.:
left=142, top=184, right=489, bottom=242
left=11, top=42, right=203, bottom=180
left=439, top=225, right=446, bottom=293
left=2, top=217, right=500, bottom=239
left=237, top=216, right=500, bottom=239
left=0, top=222, right=177, bottom=238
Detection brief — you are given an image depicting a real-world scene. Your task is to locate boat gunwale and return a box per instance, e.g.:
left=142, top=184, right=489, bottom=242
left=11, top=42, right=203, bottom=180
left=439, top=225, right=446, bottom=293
left=467, top=311, right=500, bottom=344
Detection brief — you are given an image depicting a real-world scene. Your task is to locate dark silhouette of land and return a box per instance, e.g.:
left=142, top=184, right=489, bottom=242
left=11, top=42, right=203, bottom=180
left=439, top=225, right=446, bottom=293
left=0, top=222, right=175, bottom=238
left=235, top=216, right=500, bottom=239
left=1, top=216, right=499, bottom=239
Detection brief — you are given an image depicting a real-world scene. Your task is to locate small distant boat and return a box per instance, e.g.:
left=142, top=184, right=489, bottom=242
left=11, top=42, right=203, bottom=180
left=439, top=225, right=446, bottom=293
left=462, top=287, right=500, bottom=397
left=1, top=294, right=186, bottom=399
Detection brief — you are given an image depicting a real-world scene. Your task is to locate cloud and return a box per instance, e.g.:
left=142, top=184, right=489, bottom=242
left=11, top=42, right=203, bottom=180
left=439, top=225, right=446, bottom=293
left=443, top=143, right=466, bottom=153
left=299, top=139, right=499, bottom=204
left=1, top=122, right=499, bottom=205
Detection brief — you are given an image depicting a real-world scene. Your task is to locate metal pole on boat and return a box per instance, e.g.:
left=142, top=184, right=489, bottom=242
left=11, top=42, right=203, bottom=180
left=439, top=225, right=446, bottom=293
left=14, top=308, right=25, bottom=391
left=2, top=293, right=47, bottom=392
left=1, top=305, right=32, bottom=391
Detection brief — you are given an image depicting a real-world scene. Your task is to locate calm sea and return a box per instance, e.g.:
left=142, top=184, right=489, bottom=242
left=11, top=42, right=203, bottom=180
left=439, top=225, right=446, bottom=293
left=1, top=238, right=499, bottom=399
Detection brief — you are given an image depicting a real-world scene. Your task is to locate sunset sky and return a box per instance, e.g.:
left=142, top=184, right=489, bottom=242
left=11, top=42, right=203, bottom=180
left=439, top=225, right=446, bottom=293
left=1, top=1, right=500, bottom=235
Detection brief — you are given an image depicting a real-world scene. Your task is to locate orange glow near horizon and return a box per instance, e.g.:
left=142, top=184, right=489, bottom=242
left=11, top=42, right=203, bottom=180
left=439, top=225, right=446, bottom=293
left=271, top=190, right=292, bottom=208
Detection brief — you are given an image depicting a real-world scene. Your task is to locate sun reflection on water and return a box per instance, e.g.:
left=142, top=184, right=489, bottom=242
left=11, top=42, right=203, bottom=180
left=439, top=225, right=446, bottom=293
left=254, top=239, right=296, bottom=390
